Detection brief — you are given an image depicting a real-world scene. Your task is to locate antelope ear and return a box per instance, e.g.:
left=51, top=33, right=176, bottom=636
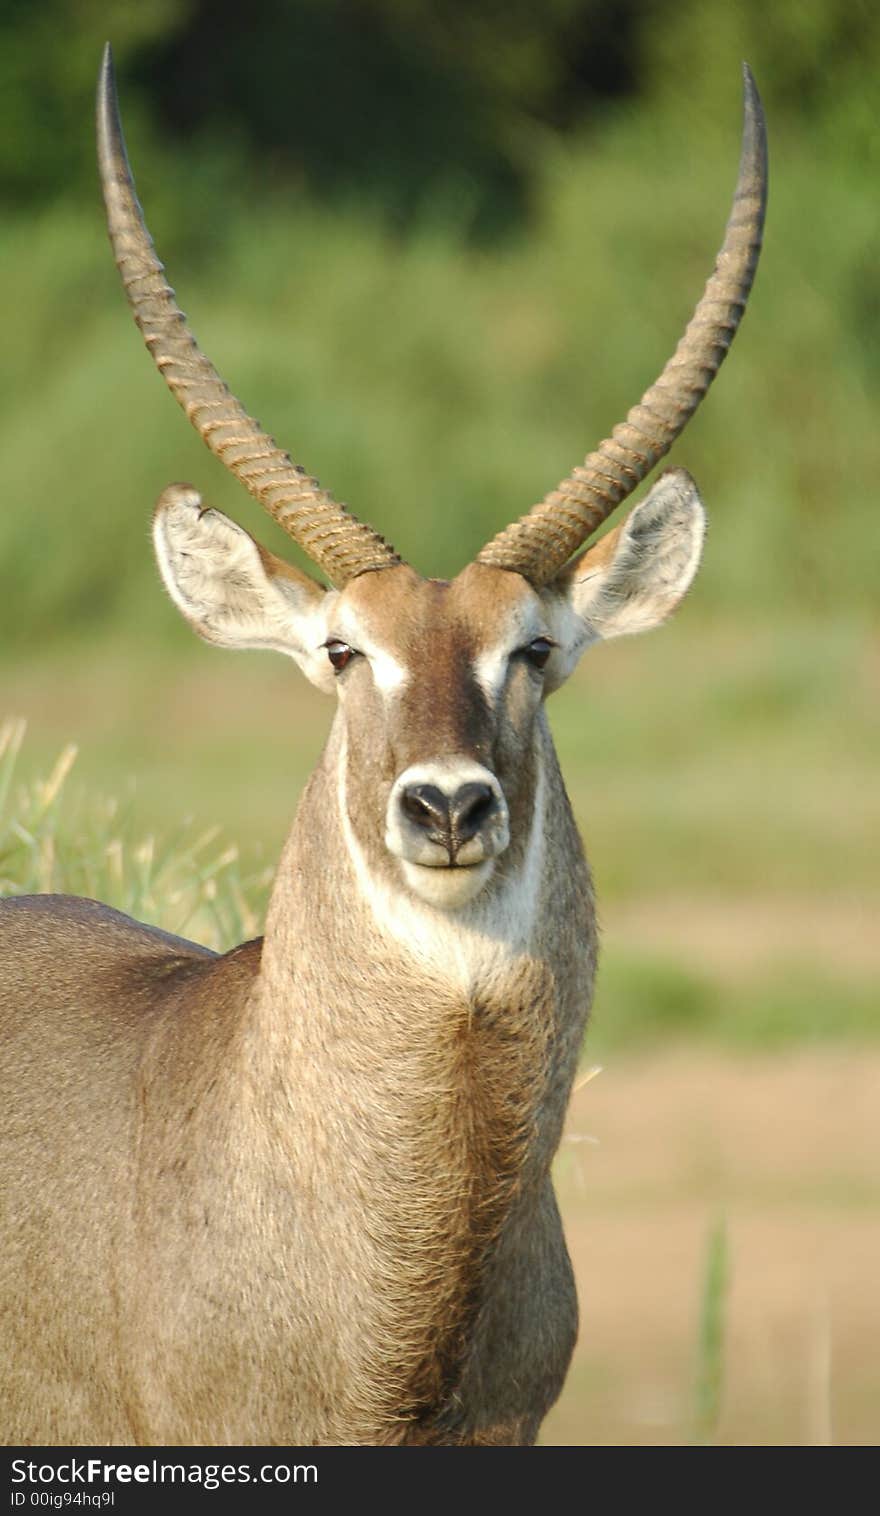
left=545, top=469, right=705, bottom=683
left=152, top=484, right=337, bottom=691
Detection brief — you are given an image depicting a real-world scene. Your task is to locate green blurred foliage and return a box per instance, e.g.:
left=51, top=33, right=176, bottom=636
left=3, top=0, right=878, bottom=224
left=0, top=0, right=644, bottom=226
left=588, top=952, right=880, bottom=1054
left=0, top=0, right=878, bottom=648
left=0, top=0, right=186, bottom=209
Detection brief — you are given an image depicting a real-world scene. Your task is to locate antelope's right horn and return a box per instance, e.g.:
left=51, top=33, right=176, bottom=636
left=97, top=44, right=402, bottom=588
left=477, top=64, right=768, bottom=586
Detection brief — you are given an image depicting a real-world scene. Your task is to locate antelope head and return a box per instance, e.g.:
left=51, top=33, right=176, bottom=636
left=98, top=48, right=766, bottom=912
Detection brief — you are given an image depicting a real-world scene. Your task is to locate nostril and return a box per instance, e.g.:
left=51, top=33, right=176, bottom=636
left=450, top=782, right=495, bottom=843
left=401, top=783, right=451, bottom=839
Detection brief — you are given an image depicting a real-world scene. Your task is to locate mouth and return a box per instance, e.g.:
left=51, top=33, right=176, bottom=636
left=403, top=838, right=491, bottom=869
left=385, top=814, right=510, bottom=872
left=398, top=856, right=496, bottom=909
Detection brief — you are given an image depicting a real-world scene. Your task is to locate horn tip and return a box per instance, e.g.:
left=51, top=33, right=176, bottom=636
left=99, top=42, right=116, bottom=102
left=736, top=61, right=768, bottom=230
left=740, top=61, right=767, bottom=152
left=97, top=39, right=127, bottom=180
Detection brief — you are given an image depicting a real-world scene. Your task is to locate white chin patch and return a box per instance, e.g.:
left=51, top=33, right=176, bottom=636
left=400, top=859, right=495, bottom=910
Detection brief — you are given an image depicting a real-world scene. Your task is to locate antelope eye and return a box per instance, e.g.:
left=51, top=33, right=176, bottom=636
left=325, top=640, right=355, bottom=673
left=524, top=637, right=554, bottom=670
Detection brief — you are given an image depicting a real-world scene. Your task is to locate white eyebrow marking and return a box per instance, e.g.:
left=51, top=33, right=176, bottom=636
left=474, top=647, right=508, bottom=705
left=368, top=647, right=408, bottom=694
left=329, top=606, right=409, bottom=695
left=473, top=610, right=550, bottom=705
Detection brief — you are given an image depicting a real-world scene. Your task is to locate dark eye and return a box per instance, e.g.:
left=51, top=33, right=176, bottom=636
left=524, top=637, right=554, bottom=670
left=325, top=640, right=355, bottom=673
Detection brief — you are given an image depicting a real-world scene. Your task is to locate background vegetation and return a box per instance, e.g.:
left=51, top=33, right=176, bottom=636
left=1, top=0, right=877, bottom=1445
left=1, top=0, right=878, bottom=642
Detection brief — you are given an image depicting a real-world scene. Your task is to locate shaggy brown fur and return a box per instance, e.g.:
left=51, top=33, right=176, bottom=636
left=0, top=709, right=592, bottom=1444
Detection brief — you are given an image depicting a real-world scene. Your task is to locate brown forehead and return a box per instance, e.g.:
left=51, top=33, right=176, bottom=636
left=341, top=561, right=538, bottom=653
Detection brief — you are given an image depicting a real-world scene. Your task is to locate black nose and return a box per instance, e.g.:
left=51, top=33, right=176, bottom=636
left=450, top=782, right=495, bottom=843
left=401, top=783, right=450, bottom=842
left=401, top=781, right=496, bottom=858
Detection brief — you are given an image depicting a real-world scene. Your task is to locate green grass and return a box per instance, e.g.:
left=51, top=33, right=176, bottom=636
left=0, top=717, right=270, bottom=949
left=589, top=953, right=879, bottom=1056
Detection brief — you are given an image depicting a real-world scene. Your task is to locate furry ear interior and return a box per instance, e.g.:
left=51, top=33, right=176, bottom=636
left=544, top=469, right=706, bottom=684
left=152, top=484, right=336, bottom=690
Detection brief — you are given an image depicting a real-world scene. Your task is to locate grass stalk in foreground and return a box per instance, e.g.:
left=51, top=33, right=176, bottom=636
left=692, top=1217, right=730, bottom=1444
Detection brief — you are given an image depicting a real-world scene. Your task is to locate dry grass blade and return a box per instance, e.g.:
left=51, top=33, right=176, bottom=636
left=0, top=721, right=270, bottom=948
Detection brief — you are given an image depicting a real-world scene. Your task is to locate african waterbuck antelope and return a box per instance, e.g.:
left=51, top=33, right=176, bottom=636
left=0, top=49, right=766, bottom=1445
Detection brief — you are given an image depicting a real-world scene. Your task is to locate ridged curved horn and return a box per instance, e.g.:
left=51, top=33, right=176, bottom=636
left=478, top=64, right=768, bottom=587
left=96, top=44, right=401, bottom=587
